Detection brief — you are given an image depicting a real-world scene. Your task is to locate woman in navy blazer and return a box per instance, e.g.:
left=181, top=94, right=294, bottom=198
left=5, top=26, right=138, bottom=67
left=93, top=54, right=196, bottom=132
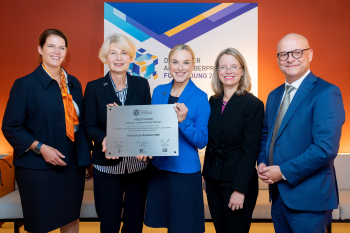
left=2, top=29, right=91, bottom=233
left=83, top=33, right=151, bottom=233
left=142, top=44, right=210, bottom=233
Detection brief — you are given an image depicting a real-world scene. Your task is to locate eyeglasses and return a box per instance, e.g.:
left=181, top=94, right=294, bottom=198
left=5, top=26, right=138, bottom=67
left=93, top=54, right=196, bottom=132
left=45, top=44, right=67, bottom=54
left=277, top=48, right=310, bottom=61
left=218, top=65, right=242, bottom=72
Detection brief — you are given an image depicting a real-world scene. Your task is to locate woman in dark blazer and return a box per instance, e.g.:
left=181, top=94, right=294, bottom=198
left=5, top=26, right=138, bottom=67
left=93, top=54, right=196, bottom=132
left=2, top=29, right=91, bottom=233
left=203, top=48, right=264, bottom=233
left=83, top=33, right=151, bottom=233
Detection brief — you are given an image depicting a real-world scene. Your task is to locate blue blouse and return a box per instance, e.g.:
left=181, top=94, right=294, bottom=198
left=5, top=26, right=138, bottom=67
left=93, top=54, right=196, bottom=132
left=151, top=79, right=210, bottom=174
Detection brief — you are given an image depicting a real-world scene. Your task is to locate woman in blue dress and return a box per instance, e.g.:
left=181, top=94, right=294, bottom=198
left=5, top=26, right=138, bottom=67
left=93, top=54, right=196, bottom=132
left=139, top=44, right=210, bottom=233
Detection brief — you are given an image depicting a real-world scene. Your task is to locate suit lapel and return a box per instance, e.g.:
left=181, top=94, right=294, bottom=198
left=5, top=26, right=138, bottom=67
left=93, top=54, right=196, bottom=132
left=212, top=95, right=225, bottom=166
left=67, top=76, right=82, bottom=108
left=212, top=95, right=223, bottom=144
left=124, top=73, right=134, bottom=105
left=221, top=92, right=239, bottom=118
left=178, top=79, right=196, bottom=104
left=265, top=85, right=284, bottom=156
left=34, top=64, right=55, bottom=89
left=269, top=85, right=285, bottom=131
left=102, top=72, right=122, bottom=106
left=275, top=73, right=317, bottom=141
left=160, top=80, right=173, bottom=104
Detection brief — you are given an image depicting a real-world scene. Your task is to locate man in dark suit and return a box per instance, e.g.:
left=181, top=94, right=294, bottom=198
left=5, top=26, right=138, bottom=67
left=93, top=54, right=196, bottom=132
left=257, top=33, right=345, bottom=233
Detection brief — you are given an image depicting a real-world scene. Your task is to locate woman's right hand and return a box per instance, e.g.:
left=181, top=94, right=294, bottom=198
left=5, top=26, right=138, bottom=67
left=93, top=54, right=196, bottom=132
left=228, top=191, right=245, bottom=211
left=103, top=137, right=119, bottom=160
left=107, top=102, right=118, bottom=107
left=40, top=144, right=66, bottom=166
left=104, top=102, right=120, bottom=160
left=174, top=103, right=188, bottom=123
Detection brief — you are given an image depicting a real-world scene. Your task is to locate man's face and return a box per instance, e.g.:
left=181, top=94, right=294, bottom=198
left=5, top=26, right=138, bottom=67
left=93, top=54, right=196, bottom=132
left=277, top=35, right=313, bottom=82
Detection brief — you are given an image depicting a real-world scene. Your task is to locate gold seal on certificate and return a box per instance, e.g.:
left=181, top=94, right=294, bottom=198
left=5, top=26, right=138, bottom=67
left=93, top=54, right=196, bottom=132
left=106, top=104, right=179, bottom=157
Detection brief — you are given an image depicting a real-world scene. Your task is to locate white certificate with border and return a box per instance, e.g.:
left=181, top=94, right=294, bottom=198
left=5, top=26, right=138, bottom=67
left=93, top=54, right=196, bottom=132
left=106, top=104, right=179, bottom=157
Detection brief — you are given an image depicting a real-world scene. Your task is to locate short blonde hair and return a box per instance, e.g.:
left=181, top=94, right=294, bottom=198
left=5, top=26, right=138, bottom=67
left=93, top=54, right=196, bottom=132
left=168, top=44, right=195, bottom=63
left=211, top=48, right=251, bottom=98
left=99, top=33, right=136, bottom=63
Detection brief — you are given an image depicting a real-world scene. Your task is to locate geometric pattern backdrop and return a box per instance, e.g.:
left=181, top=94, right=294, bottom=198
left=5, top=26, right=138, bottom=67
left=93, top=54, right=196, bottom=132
left=105, top=2, right=257, bottom=49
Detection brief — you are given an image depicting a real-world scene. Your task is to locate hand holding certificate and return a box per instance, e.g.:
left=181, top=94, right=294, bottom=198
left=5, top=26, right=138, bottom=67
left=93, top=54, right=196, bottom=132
left=106, top=104, right=179, bottom=157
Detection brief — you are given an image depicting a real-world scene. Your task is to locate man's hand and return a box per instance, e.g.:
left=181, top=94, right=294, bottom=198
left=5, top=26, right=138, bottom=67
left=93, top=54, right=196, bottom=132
left=257, top=163, right=274, bottom=184
left=262, top=165, right=283, bottom=183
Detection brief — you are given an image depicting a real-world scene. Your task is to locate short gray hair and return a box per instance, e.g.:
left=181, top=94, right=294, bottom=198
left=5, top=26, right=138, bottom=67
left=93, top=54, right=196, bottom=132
left=99, top=33, right=136, bottom=63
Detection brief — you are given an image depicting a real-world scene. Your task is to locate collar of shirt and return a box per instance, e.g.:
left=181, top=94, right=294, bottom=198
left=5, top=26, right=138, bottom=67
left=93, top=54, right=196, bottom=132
left=285, top=69, right=310, bottom=90
left=108, top=71, right=128, bottom=92
left=42, top=65, right=70, bottom=94
left=42, top=65, right=80, bottom=124
left=283, top=69, right=310, bottom=102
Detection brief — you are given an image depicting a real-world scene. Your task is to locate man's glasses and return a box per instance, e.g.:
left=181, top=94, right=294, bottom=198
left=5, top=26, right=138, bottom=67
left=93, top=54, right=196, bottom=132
left=277, top=48, right=310, bottom=61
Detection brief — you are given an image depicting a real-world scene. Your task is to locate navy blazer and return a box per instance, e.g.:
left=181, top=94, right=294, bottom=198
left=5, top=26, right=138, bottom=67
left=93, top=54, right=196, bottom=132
left=83, top=72, right=151, bottom=166
left=2, top=65, right=91, bottom=169
left=258, top=72, right=345, bottom=211
left=203, top=93, right=264, bottom=195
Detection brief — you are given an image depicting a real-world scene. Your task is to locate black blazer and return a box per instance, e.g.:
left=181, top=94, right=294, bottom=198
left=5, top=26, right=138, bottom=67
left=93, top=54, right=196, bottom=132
left=203, top=92, right=264, bottom=195
left=83, top=72, right=151, bottom=166
left=2, top=65, right=91, bottom=169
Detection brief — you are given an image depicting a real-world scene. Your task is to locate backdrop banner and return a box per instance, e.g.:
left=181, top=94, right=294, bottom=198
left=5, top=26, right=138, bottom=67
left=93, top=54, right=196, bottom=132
left=104, top=2, right=258, bottom=97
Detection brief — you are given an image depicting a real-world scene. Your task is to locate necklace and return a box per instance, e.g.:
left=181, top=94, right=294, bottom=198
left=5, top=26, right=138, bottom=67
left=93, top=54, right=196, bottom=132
left=171, top=86, right=185, bottom=97
left=222, top=101, right=227, bottom=106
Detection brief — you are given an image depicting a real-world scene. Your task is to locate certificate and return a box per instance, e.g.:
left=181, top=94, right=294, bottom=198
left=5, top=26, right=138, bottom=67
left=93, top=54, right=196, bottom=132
left=106, top=104, right=179, bottom=157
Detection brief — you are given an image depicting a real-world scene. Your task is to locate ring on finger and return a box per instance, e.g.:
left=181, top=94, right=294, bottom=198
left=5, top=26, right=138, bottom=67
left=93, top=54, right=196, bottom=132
left=236, top=206, right=239, bottom=210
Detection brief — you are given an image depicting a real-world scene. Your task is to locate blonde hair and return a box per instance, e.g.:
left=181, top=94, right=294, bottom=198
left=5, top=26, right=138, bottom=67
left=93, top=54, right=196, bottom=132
left=168, top=44, right=195, bottom=63
left=211, top=48, right=251, bottom=98
left=99, top=33, right=136, bottom=63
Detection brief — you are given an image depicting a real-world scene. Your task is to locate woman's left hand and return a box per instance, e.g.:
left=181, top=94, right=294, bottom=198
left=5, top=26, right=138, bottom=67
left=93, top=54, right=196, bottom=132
left=85, top=164, right=93, bottom=181
left=174, top=103, right=188, bottom=123
left=228, top=191, right=245, bottom=211
left=136, top=155, right=153, bottom=161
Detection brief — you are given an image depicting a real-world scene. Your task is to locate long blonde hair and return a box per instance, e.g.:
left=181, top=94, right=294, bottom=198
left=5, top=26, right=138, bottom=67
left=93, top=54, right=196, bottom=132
left=211, top=48, right=251, bottom=98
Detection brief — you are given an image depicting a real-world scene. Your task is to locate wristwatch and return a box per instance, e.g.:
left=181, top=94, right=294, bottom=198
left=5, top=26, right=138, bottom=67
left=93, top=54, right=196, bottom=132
left=34, top=142, right=43, bottom=155
left=281, top=174, right=287, bottom=180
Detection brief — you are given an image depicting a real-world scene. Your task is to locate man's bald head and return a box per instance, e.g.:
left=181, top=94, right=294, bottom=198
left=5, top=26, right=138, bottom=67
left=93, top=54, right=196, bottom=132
left=277, top=33, right=310, bottom=52
left=276, top=33, right=313, bottom=83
